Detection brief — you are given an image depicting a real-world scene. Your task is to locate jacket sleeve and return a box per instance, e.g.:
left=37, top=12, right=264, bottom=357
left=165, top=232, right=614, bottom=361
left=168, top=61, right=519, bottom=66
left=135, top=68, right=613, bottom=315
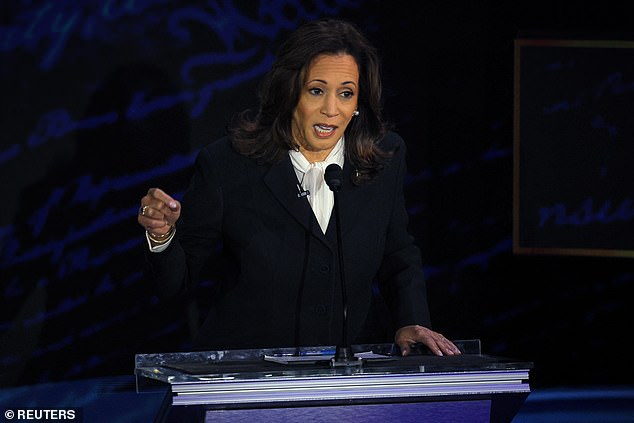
left=376, top=137, right=432, bottom=330
left=145, top=146, right=223, bottom=299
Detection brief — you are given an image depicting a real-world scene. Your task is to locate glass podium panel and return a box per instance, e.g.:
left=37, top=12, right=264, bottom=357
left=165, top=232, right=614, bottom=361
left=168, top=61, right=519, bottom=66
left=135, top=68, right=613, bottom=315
left=135, top=340, right=532, bottom=422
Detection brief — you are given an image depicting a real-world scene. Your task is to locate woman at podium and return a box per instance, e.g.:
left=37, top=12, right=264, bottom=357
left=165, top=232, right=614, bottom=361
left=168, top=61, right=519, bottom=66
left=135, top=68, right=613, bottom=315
left=137, top=18, right=460, bottom=358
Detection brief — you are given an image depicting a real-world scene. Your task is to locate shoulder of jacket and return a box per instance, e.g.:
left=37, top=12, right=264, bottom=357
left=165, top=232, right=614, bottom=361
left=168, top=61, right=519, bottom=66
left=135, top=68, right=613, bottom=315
left=199, top=136, right=248, bottom=164
left=201, top=136, right=231, bottom=155
left=377, top=132, right=407, bottom=168
left=379, top=131, right=406, bottom=153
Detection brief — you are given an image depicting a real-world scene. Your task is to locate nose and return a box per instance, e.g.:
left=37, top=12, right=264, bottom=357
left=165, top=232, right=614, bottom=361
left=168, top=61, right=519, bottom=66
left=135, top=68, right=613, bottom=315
left=320, top=93, right=339, bottom=117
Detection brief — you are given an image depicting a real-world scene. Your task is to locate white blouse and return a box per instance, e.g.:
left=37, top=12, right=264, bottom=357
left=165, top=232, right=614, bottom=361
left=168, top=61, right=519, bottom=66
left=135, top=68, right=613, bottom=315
left=288, top=137, right=345, bottom=234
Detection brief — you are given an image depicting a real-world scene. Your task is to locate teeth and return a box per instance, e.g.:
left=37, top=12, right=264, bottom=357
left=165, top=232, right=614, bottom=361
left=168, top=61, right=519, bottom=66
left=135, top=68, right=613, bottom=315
left=314, top=125, right=335, bottom=135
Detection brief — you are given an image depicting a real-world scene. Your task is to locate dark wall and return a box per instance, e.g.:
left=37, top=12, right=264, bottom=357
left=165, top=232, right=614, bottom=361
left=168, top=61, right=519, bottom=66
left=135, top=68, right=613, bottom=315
left=1, top=1, right=633, bottom=389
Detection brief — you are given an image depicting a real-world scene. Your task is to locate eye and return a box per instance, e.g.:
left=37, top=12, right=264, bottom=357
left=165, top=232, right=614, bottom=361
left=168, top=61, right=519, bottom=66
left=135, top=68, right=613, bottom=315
left=340, top=90, right=355, bottom=99
left=308, top=87, right=323, bottom=96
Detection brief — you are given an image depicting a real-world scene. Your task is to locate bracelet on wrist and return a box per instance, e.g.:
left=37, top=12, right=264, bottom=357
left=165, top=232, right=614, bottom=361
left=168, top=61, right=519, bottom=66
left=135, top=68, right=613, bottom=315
left=147, top=225, right=175, bottom=244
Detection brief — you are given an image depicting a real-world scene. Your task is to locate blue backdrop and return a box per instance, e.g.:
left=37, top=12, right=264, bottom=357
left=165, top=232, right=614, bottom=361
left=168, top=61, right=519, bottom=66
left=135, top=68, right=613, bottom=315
left=1, top=0, right=633, bottom=389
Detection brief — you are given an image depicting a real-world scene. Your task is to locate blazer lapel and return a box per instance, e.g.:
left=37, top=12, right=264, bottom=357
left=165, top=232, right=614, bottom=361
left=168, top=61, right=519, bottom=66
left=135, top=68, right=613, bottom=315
left=263, top=156, right=331, bottom=247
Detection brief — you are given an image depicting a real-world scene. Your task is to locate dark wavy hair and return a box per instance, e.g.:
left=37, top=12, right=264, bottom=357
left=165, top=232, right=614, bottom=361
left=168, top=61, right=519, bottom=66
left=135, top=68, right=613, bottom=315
left=229, top=18, right=390, bottom=184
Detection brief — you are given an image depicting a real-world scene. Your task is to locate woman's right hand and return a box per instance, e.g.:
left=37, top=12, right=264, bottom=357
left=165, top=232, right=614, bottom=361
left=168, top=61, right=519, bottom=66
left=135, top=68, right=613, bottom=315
left=137, top=188, right=181, bottom=237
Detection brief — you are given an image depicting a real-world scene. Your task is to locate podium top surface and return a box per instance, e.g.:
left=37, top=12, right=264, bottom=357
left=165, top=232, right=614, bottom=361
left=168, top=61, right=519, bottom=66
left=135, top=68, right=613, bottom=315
left=135, top=340, right=533, bottom=386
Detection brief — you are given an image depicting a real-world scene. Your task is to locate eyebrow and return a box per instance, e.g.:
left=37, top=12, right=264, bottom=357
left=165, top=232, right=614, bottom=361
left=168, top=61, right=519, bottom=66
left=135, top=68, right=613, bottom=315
left=308, top=78, right=358, bottom=87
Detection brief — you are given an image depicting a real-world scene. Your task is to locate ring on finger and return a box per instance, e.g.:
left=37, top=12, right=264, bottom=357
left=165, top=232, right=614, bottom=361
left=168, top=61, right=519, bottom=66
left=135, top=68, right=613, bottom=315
left=140, top=205, right=149, bottom=216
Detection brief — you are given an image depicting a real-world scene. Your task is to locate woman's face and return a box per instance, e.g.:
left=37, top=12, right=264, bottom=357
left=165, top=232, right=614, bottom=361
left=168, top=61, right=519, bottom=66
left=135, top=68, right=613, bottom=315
left=292, top=53, right=359, bottom=162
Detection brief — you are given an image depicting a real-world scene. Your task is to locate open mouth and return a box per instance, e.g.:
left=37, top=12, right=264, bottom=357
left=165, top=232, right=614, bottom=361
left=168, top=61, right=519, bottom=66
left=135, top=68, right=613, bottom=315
left=313, top=124, right=337, bottom=138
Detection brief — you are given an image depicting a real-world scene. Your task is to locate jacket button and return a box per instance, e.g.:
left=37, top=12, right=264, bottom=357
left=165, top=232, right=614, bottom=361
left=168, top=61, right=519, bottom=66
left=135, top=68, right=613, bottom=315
left=314, top=305, right=327, bottom=315
left=319, top=264, right=330, bottom=274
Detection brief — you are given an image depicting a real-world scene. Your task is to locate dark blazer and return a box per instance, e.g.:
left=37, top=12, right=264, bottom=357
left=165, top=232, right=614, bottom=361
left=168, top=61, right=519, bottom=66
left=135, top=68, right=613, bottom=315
left=147, top=131, right=432, bottom=350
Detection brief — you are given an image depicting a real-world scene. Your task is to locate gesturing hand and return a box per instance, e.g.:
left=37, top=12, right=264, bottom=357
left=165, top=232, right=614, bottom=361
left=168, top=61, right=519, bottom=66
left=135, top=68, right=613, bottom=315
left=137, top=188, right=181, bottom=237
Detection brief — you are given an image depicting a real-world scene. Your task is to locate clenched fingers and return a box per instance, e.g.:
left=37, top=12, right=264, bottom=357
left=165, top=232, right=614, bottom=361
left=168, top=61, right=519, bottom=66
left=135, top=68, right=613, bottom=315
left=138, top=188, right=181, bottom=235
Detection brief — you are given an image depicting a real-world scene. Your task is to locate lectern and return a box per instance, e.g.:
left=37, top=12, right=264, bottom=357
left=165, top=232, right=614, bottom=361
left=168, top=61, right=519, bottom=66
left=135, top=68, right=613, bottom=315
left=135, top=340, right=531, bottom=422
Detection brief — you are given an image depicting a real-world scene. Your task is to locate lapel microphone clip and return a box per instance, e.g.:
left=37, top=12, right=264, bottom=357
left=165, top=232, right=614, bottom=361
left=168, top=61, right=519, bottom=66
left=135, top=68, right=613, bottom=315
left=296, top=184, right=310, bottom=198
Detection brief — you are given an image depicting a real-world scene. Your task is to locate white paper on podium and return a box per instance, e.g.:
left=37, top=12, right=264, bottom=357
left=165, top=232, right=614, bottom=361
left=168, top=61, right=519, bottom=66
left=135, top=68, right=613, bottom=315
left=263, top=351, right=391, bottom=365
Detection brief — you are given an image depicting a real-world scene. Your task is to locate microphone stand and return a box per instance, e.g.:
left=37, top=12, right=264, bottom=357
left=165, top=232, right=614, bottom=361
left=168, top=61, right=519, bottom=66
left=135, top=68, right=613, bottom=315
left=325, top=164, right=361, bottom=367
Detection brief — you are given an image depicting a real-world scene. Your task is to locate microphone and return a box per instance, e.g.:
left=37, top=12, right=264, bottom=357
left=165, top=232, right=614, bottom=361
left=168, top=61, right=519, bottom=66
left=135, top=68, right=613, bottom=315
left=325, top=164, right=360, bottom=367
left=296, top=184, right=310, bottom=198
left=324, top=164, right=343, bottom=192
